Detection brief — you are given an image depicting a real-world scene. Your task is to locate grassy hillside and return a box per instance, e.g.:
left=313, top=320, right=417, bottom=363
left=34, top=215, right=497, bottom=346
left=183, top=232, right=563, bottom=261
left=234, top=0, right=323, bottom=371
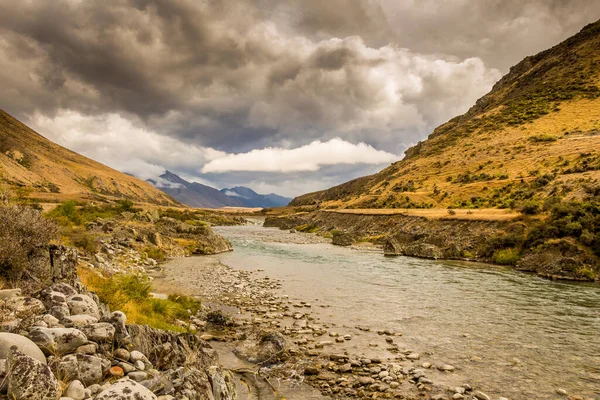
left=292, top=20, right=600, bottom=210
left=0, top=109, right=177, bottom=206
left=288, top=20, right=600, bottom=279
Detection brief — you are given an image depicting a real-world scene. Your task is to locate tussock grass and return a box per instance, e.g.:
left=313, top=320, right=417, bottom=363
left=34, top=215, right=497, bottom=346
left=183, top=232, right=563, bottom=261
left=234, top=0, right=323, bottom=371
left=78, top=267, right=201, bottom=332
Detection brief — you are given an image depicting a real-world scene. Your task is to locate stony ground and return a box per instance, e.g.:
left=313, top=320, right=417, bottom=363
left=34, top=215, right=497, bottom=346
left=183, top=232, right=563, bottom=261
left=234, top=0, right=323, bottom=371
left=152, top=256, right=500, bottom=400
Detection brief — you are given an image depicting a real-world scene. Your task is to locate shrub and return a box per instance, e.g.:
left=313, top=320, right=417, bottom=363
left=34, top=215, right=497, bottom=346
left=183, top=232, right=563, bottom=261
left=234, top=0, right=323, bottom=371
left=144, top=246, right=166, bottom=262
left=492, top=248, right=520, bottom=265
left=69, top=229, right=100, bottom=253
left=520, top=200, right=541, bottom=215
left=0, top=204, right=58, bottom=284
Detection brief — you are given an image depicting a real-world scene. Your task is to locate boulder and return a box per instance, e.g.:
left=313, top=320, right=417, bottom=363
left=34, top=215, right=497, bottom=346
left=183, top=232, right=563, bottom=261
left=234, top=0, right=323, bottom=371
left=0, top=332, right=46, bottom=364
left=36, top=290, right=67, bottom=311
left=80, top=322, right=115, bottom=343
left=6, top=350, right=61, bottom=400
left=95, top=378, right=157, bottom=400
left=64, top=315, right=98, bottom=328
left=67, top=294, right=100, bottom=319
left=0, top=289, right=21, bottom=301
left=28, top=327, right=87, bottom=355
left=48, top=283, right=78, bottom=298
left=65, top=380, right=85, bottom=400
left=57, top=354, right=104, bottom=386
left=233, top=328, right=287, bottom=365
left=5, top=296, right=45, bottom=315
left=104, top=311, right=129, bottom=344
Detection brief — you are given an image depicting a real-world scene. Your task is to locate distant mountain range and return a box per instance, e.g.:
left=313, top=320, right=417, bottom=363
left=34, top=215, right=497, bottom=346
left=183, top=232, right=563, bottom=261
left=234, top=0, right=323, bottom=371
left=148, top=171, right=291, bottom=209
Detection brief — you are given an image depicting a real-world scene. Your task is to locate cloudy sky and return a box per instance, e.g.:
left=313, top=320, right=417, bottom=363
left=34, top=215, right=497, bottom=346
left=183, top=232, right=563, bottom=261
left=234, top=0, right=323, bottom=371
left=1, top=1, right=599, bottom=197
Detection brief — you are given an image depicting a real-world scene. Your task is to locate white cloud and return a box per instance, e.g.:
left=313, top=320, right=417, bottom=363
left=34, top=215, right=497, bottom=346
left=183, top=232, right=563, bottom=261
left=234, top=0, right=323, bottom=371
left=28, top=110, right=215, bottom=181
left=201, top=138, right=398, bottom=173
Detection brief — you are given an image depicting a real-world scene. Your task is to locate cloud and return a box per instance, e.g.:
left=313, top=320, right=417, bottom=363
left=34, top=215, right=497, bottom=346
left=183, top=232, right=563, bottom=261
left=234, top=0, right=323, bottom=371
left=1, top=1, right=599, bottom=196
left=202, top=138, right=398, bottom=173
left=28, top=110, right=217, bottom=181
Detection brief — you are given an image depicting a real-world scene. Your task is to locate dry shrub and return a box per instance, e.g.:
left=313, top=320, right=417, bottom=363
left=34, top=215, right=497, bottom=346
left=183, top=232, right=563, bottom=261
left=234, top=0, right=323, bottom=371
left=0, top=204, right=58, bottom=285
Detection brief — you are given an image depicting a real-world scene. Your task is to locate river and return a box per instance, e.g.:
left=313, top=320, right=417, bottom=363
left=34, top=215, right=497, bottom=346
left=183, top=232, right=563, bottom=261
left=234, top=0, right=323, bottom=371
left=213, top=224, right=600, bottom=400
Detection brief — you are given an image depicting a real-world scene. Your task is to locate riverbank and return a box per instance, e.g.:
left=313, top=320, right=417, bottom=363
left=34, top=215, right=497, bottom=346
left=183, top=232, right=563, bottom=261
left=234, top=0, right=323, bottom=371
left=167, top=224, right=600, bottom=400
left=264, top=210, right=599, bottom=282
left=151, top=255, right=474, bottom=400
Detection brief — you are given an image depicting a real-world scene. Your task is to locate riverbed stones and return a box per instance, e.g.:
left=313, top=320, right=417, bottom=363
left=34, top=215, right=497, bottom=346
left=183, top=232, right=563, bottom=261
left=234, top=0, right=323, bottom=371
left=28, top=327, right=88, bottom=355
left=95, top=378, right=157, bottom=400
left=0, top=332, right=46, bottom=364
left=6, top=349, right=61, bottom=400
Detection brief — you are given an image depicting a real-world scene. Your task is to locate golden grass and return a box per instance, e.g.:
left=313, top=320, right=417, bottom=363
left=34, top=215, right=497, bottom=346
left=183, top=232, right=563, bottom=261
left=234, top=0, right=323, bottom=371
left=325, top=208, right=521, bottom=221
left=318, top=97, right=600, bottom=209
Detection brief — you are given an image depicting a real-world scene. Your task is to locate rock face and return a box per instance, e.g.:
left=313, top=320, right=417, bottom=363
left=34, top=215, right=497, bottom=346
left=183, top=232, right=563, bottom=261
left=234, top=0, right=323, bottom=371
left=6, top=350, right=61, bottom=400
left=127, top=324, right=236, bottom=400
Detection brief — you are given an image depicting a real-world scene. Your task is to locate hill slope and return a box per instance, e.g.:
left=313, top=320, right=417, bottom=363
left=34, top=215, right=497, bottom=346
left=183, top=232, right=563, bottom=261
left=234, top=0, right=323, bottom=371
left=292, top=20, right=600, bottom=210
left=0, top=109, right=177, bottom=205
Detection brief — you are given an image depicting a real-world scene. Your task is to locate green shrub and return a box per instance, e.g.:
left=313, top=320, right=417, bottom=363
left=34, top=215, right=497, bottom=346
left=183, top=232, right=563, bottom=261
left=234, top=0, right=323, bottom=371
left=144, top=246, right=166, bottom=262
left=520, top=200, right=541, bottom=215
left=492, top=248, right=520, bottom=265
left=69, top=229, right=100, bottom=253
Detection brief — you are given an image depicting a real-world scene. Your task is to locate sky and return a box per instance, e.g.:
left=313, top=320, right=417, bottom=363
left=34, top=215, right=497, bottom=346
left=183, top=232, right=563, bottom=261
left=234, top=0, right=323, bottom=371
left=1, top=1, right=600, bottom=197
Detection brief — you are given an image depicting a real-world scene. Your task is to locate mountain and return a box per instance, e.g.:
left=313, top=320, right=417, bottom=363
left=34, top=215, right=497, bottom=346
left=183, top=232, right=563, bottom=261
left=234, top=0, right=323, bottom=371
left=221, top=187, right=291, bottom=208
left=149, top=171, right=244, bottom=208
left=150, top=171, right=291, bottom=208
left=291, top=20, right=600, bottom=210
left=0, top=109, right=177, bottom=205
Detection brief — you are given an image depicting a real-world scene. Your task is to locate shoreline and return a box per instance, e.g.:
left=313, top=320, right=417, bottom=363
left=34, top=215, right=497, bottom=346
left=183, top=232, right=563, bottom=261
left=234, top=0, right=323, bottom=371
left=149, top=254, right=492, bottom=400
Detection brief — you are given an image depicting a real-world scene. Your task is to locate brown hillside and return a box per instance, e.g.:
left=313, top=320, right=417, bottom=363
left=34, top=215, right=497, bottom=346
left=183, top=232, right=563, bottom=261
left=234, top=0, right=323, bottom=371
left=292, top=20, right=600, bottom=210
left=0, top=109, right=177, bottom=206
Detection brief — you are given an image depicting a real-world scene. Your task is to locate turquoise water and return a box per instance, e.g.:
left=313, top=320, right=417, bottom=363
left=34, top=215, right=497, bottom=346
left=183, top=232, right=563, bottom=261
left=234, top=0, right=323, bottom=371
left=215, top=225, right=600, bottom=400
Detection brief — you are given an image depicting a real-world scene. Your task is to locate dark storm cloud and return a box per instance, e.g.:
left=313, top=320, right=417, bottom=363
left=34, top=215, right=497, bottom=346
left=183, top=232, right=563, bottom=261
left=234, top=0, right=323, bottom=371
left=0, top=0, right=598, bottom=195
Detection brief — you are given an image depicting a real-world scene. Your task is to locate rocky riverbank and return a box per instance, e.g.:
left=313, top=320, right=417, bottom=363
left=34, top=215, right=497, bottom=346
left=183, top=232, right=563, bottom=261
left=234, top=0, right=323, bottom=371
left=264, top=211, right=599, bottom=282
left=152, top=255, right=505, bottom=400
left=0, top=246, right=235, bottom=400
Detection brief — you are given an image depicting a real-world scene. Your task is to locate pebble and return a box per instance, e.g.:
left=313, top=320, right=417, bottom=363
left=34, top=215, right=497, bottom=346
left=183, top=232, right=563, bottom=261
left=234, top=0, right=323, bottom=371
left=473, top=391, right=491, bottom=400
left=109, top=366, right=124, bottom=378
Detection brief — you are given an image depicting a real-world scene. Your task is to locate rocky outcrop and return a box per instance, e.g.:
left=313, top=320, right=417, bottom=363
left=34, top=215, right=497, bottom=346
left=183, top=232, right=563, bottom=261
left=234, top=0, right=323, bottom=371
left=0, top=279, right=236, bottom=400
left=127, top=324, right=236, bottom=400
left=157, top=217, right=232, bottom=255
left=265, top=211, right=598, bottom=281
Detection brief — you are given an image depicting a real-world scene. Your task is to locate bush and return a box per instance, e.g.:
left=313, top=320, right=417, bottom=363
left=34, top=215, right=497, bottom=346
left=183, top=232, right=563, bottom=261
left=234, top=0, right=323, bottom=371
left=69, top=229, right=100, bottom=253
left=0, top=204, right=58, bottom=284
left=144, top=246, right=166, bottom=262
left=520, top=200, right=541, bottom=215
left=492, top=248, right=520, bottom=265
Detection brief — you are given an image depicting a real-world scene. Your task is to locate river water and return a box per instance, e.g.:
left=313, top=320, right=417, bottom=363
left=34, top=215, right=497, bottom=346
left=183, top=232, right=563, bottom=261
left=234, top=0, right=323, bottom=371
left=214, top=224, right=600, bottom=400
